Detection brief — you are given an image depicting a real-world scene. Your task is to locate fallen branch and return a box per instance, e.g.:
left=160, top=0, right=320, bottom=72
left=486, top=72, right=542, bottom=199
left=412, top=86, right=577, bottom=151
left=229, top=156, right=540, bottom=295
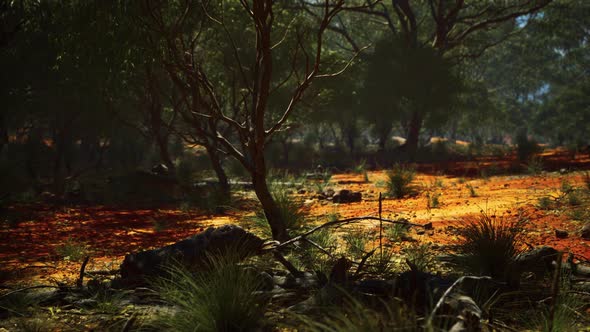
left=0, top=285, right=63, bottom=299
left=77, top=256, right=90, bottom=288
left=426, top=275, right=492, bottom=327
left=276, top=216, right=428, bottom=249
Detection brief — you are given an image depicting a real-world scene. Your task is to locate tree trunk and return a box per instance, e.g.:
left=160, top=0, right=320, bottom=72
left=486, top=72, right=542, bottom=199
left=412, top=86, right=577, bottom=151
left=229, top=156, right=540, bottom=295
left=403, top=111, right=423, bottom=153
left=205, top=144, right=230, bottom=194
left=251, top=158, right=289, bottom=242
left=155, top=134, right=175, bottom=171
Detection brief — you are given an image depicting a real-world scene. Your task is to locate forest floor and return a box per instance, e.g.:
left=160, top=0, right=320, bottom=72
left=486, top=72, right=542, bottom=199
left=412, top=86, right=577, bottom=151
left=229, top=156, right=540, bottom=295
left=2, top=150, right=590, bottom=289
left=0, top=154, right=590, bottom=330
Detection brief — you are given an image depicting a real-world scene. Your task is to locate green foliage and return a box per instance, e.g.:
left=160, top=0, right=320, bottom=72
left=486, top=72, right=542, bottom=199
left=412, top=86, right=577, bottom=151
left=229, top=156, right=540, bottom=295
left=404, top=243, right=436, bottom=272
left=342, top=230, right=370, bottom=260
left=291, top=294, right=415, bottom=331
left=249, top=185, right=307, bottom=238
left=451, top=212, right=524, bottom=281
left=385, top=223, right=409, bottom=242
left=537, top=196, right=553, bottom=210
left=0, top=290, right=48, bottom=318
left=386, top=165, right=416, bottom=199
left=55, top=238, right=88, bottom=262
left=426, top=192, right=441, bottom=209
left=466, top=184, right=478, bottom=197
left=526, top=156, right=544, bottom=174
left=152, top=252, right=269, bottom=332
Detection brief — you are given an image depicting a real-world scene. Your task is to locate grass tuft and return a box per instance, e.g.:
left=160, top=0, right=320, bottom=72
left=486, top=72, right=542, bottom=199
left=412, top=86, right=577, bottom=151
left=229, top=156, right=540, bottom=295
left=152, top=251, right=269, bottom=332
left=451, top=212, right=525, bottom=281
left=386, top=165, right=416, bottom=199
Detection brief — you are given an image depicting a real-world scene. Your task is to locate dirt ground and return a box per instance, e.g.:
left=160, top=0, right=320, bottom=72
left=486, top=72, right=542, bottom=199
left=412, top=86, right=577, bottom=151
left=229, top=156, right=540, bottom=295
left=2, top=151, right=590, bottom=287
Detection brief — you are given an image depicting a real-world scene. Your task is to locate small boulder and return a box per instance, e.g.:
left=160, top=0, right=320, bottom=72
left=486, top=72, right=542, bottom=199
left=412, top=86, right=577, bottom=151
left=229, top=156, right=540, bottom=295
left=332, top=189, right=362, bottom=203
left=555, top=229, right=568, bottom=239
left=581, top=224, right=590, bottom=240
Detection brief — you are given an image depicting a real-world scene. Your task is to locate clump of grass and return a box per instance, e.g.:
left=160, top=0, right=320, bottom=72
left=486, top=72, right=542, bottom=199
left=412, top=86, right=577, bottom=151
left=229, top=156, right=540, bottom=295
left=385, top=223, right=409, bottom=242
left=249, top=185, right=307, bottom=238
left=55, top=237, right=88, bottom=262
left=537, top=196, right=553, bottom=210
left=566, top=190, right=582, bottom=206
left=427, top=192, right=441, bottom=209
left=0, top=290, right=47, bottom=317
left=152, top=251, right=269, bottom=332
left=451, top=212, right=524, bottom=281
left=291, top=292, right=415, bottom=331
left=353, top=159, right=367, bottom=174
left=386, top=165, right=416, bottom=199
left=313, top=172, right=332, bottom=194
left=342, top=230, right=370, bottom=260
left=567, top=208, right=585, bottom=221
left=466, top=184, right=478, bottom=197
left=526, top=156, right=544, bottom=174
left=433, top=178, right=444, bottom=188
left=404, top=243, right=436, bottom=272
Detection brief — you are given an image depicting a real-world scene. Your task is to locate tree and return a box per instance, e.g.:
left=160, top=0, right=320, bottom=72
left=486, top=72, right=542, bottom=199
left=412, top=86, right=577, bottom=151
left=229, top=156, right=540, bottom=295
left=143, top=0, right=351, bottom=241
left=300, top=0, right=553, bottom=153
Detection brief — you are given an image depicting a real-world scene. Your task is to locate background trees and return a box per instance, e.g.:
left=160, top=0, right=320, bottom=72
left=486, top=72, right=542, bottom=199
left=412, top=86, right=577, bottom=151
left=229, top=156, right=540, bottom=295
left=2, top=0, right=589, bottom=240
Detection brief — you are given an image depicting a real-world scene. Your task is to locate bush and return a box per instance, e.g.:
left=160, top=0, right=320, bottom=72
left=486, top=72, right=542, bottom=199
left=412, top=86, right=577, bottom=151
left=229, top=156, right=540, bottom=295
left=515, top=130, right=542, bottom=162
left=451, top=212, right=524, bottom=281
left=386, top=165, right=416, bottom=199
left=152, top=251, right=269, bottom=332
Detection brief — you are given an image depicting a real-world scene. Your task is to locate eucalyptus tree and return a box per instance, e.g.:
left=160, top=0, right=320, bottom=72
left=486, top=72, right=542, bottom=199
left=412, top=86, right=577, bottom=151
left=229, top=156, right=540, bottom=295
left=142, top=0, right=354, bottom=241
left=299, top=0, right=554, bottom=153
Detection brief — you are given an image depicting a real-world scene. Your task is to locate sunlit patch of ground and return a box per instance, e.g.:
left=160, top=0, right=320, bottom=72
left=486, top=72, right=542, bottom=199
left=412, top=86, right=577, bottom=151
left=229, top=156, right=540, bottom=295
left=1, top=151, right=590, bottom=286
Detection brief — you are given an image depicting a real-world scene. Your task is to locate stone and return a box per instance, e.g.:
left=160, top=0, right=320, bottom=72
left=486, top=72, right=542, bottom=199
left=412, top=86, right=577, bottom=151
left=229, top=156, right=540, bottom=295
left=118, top=225, right=264, bottom=286
left=332, top=189, right=362, bottom=203
left=555, top=229, right=568, bottom=239
left=581, top=223, right=590, bottom=240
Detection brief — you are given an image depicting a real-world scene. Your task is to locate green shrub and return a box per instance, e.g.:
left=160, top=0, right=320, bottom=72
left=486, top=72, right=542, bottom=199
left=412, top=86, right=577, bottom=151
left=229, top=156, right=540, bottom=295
left=466, top=184, right=478, bottom=197
left=404, top=243, right=436, bottom=272
left=385, top=223, right=409, bottom=242
left=249, top=185, right=307, bottom=238
left=526, top=156, right=544, bottom=174
left=386, top=165, right=416, bottom=199
left=537, top=196, right=553, bottom=210
left=342, top=230, right=370, bottom=260
left=427, top=192, right=441, bottom=209
left=152, top=252, right=269, bottom=332
left=55, top=238, right=89, bottom=262
left=451, top=212, right=524, bottom=281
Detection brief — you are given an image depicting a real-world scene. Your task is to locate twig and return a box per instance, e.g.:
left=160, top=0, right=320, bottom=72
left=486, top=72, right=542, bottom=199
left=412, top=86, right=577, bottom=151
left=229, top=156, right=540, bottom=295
left=301, top=238, right=334, bottom=258
left=77, top=256, right=90, bottom=288
left=276, top=216, right=425, bottom=249
left=354, top=248, right=376, bottom=278
left=273, top=251, right=303, bottom=277
left=426, top=275, right=492, bottom=327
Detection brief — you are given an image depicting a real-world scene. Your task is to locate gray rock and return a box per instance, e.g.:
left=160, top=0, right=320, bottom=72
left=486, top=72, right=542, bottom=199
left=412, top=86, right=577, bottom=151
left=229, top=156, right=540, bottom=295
left=118, top=225, right=263, bottom=286
left=332, top=189, right=362, bottom=203
left=581, top=223, right=590, bottom=240
left=555, top=229, right=568, bottom=239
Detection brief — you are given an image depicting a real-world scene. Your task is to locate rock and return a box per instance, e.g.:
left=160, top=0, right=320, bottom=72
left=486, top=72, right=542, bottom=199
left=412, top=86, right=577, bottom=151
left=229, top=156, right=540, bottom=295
left=514, top=246, right=558, bottom=279
left=559, top=168, right=568, bottom=175
left=151, top=163, right=169, bottom=175
left=581, top=224, right=590, bottom=240
left=323, top=188, right=335, bottom=197
left=555, top=229, right=568, bottom=239
left=298, top=189, right=306, bottom=194
left=118, top=225, right=264, bottom=286
left=332, top=189, right=362, bottom=203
